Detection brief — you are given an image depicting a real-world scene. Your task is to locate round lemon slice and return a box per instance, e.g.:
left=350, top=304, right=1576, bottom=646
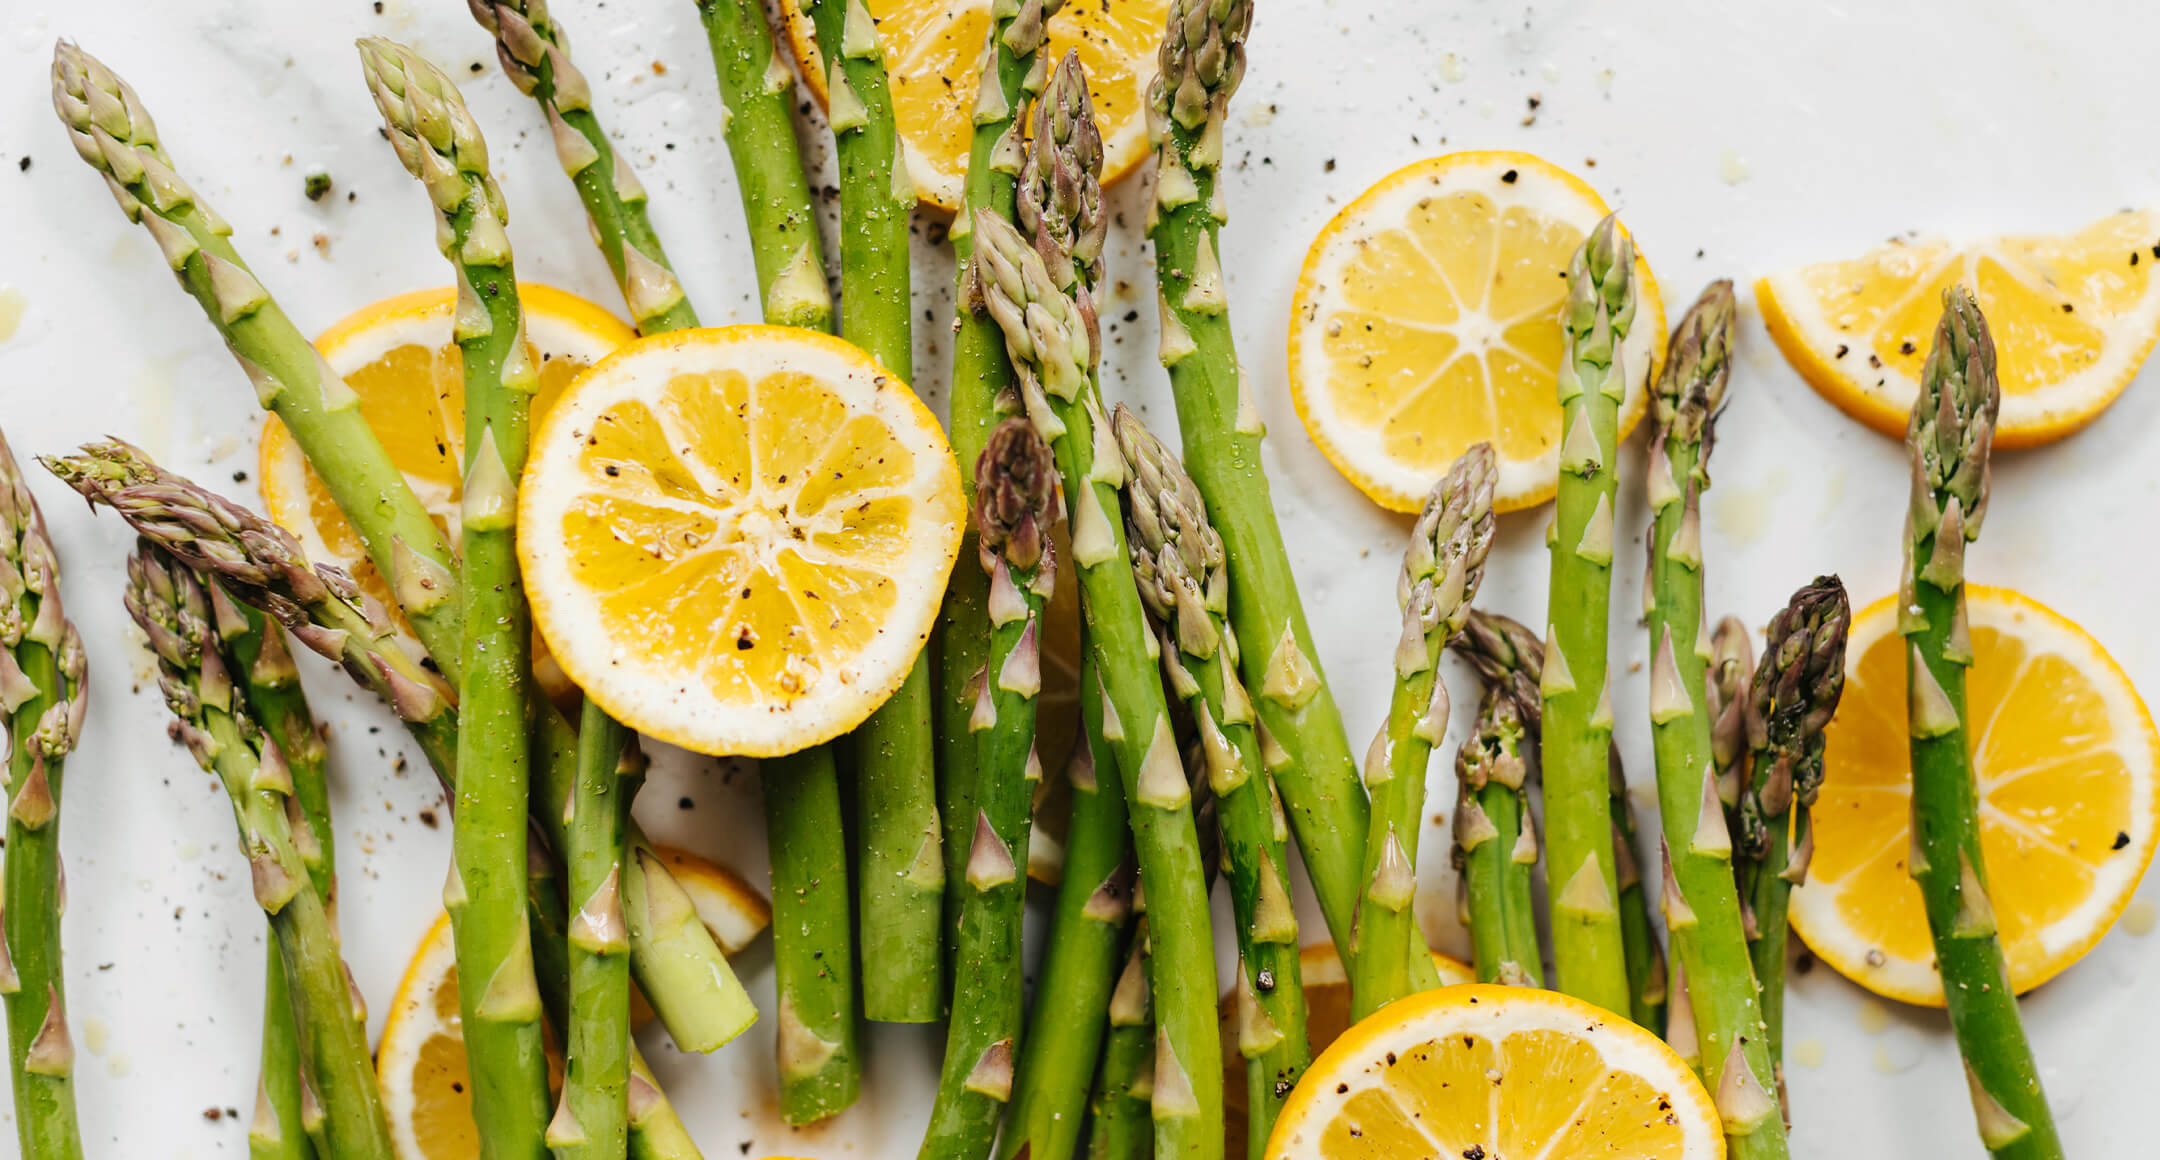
left=1791, top=587, right=2159, bottom=1005
left=518, top=325, right=965, bottom=758
left=1289, top=151, right=1664, bottom=513
left=1757, top=209, right=2160, bottom=448
left=1268, top=984, right=1723, bottom=1160
left=779, top=0, right=1165, bottom=210
left=378, top=849, right=767, bottom=1159
left=259, top=284, right=636, bottom=696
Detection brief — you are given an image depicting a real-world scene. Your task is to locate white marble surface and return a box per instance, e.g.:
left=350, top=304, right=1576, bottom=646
left=2, top=0, right=2158, bottom=1155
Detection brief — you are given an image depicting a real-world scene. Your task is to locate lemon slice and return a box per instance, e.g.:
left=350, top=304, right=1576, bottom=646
left=779, top=0, right=1165, bottom=210
left=378, top=849, right=767, bottom=1159
left=1223, top=944, right=1473, bottom=1159
left=1288, top=151, right=1664, bottom=513
left=1757, top=209, right=2160, bottom=448
left=1268, top=984, right=1722, bottom=1160
left=1791, top=587, right=2159, bottom=1005
left=518, top=325, right=965, bottom=758
left=259, top=285, right=636, bottom=697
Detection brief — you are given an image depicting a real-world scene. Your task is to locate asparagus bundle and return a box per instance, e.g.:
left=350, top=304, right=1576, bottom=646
left=0, top=431, right=87, bottom=1160
left=1734, top=576, right=1849, bottom=1117
left=467, top=1, right=697, bottom=332
left=48, top=43, right=751, bottom=1058
left=1902, top=290, right=2062, bottom=1159
left=691, top=0, right=833, bottom=330
left=43, top=445, right=711, bottom=1159
left=1451, top=687, right=1540, bottom=987
left=1450, top=610, right=1666, bottom=1025
left=1541, top=217, right=1641, bottom=1016
left=358, top=40, right=552, bottom=1155
left=1118, top=405, right=1314, bottom=1150
left=922, top=419, right=1058, bottom=1159
left=939, top=0, right=1063, bottom=986
left=128, top=542, right=393, bottom=1160
left=1641, top=281, right=1789, bottom=1152
left=975, top=52, right=1224, bottom=1160
left=1349, top=444, right=1496, bottom=1019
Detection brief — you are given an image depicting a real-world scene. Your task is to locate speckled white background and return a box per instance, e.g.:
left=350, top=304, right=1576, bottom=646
left=2, top=0, right=2158, bottom=1155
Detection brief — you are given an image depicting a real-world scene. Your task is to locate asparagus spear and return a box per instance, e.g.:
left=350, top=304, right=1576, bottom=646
left=1735, top=576, right=1848, bottom=1120
left=692, top=0, right=833, bottom=330
left=1450, top=610, right=1667, bottom=1025
left=0, top=432, right=87, bottom=1160
left=552, top=703, right=640, bottom=1159
left=1349, top=445, right=1496, bottom=1019
left=974, top=54, right=1223, bottom=1160
left=1641, top=281, right=1787, bottom=1151
left=50, top=42, right=462, bottom=671
left=47, top=45, right=752, bottom=1051
left=1903, top=289, right=2062, bottom=1159
left=939, top=0, right=1062, bottom=983
left=221, top=594, right=331, bottom=1160
left=467, top=2, right=698, bottom=333
left=1118, top=406, right=1314, bottom=1151
left=1002, top=656, right=1132, bottom=1160
left=921, top=419, right=1058, bottom=1159
left=129, top=543, right=393, bottom=1160
left=44, top=447, right=714, bottom=1156
left=790, top=0, right=946, bottom=1024
left=1537, top=216, right=1643, bottom=1017
left=359, top=41, right=552, bottom=1156
left=1451, top=687, right=1540, bottom=987
left=1707, top=616, right=1754, bottom=822
left=763, top=745, right=860, bottom=1124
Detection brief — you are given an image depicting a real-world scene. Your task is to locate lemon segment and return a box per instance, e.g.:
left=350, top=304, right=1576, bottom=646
left=518, top=325, right=964, bottom=758
left=1266, top=984, right=1722, bottom=1160
left=1757, top=209, right=2160, bottom=448
left=1288, top=151, right=1664, bottom=513
left=779, top=0, right=1164, bottom=210
left=1791, top=588, right=2160, bottom=1005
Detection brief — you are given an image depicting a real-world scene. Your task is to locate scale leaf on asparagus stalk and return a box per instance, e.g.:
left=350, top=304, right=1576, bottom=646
left=359, top=40, right=552, bottom=1156
left=468, top=1, right=698, bottom=333
left=1736, top=575, right=1848, bottom=1122
left=921, top=419, right=1058, bottom=1160
left=1641, top=280, right=1789, bottom=1154
left=1348, top=444, right=1496, bottom=1020
left=974, top=52, right=1224, bottom=1160
left=1902, top=289, right=2063, bottom=1160
left=1118, top=405, right=1314, bottom=1153
left=129, top=543, right=394, bottom=1160
left=0, top=430, right=88, bottom=1160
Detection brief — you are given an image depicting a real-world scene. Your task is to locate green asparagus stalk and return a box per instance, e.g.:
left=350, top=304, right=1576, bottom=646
left=129, top=543, right=393, bottom=1160
left=1117, top=407, right=1313, bottom=1153
left=794, top=0, right=945, bottom=1024
left=975, top=53, right=1223, bottom=1160
left=1349, top=445, right=1496, bottom=1019
left=1641, top=281, right=1787, bottom=1151
left=1707, top=616, right=1754, bottom=821
left=921, top=419, right=1059, bottom=1159
left=220, top=592, right=331, bottom=1160
left=939, top=0, right=1063, bottom=983
left=1449, top=610, right=1666, bottom=1024
left=0, top=432, right=87, bottom=1160
left=763, top=745, right=861, bottom=1124
left=467, top=2, right=699, bottom=333
left=1539, top=217, right=1641, bottom=1016
left=359, top=40, right=551, bottom=1157
left=692, top=0, right=833, bottom=330
left=1903, top=289, right=2062, bottom=1159
left=50, top=42, right=462, bottom=670
left=1735, top=576, right=1848, bottom=1120
left=550, top=703, right=639, bottom=1159
left=1002, top=655, right=1132, bottom=1160
left=1451, top=687, right=1540, bottom=987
